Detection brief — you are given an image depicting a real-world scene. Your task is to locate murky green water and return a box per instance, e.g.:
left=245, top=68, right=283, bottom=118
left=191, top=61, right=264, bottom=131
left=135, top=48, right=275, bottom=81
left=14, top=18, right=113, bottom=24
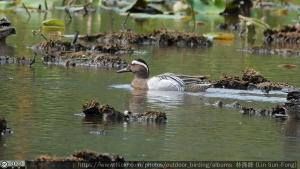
left=1, top=9, right=300, bottom=161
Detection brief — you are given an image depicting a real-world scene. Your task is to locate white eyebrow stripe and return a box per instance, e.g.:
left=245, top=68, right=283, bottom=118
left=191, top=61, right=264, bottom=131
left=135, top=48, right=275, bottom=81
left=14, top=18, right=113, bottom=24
left=132, top=60, right=149, bottom=73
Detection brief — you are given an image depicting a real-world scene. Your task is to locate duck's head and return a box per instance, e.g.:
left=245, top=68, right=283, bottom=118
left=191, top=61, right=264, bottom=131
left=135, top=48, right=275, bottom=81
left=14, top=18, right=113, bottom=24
left=117, top=59, right=149, bottom=79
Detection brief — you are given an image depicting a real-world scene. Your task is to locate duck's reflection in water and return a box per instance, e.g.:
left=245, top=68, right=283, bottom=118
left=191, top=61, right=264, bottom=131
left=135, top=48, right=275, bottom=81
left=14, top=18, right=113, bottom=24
left=282, top=119, right=300, bottom=160
left=129, top=89, right=186, bottom=112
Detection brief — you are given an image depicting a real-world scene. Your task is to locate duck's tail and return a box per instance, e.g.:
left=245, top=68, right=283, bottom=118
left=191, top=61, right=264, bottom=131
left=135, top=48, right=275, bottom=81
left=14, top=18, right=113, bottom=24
left=173, top=74, right=211, bottom=92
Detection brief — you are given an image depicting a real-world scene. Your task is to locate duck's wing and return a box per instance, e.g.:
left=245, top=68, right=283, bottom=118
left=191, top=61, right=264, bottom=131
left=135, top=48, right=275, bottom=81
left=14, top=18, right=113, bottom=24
left=147, top=73, right=185, bottom=91
left=174, top=74, right=208, bottom=84
left=165, top=73, right=212, bottom=92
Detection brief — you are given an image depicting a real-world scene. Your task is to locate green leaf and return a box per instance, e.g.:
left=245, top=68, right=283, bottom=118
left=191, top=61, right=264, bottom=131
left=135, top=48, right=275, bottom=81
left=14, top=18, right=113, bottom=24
left=188, top=0, right=225, bottom=15
left=42, top=19, right=65, bottom=34
left=0, top=1, right=17, bottom=10
left=42, top=26, right=65, bottom=33
left=42, top=19, right=65, bottom=27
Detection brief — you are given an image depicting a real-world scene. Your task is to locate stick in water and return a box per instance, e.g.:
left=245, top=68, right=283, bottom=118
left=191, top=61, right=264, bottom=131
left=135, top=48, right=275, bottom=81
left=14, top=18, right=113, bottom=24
left=22, top=3, right=31, bottom=18
left=121, top=12, right=130, bottom=31
left=72, top=31, right=79, bottom=45
left=65, top=7, right=72, bottom=20
left=44, top=0, right=48, bottom=10
left=40, top=34, right=48, bottom=41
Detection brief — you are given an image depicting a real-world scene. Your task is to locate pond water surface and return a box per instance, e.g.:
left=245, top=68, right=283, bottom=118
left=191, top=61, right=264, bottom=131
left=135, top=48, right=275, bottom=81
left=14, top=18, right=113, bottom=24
left=1, top=9, right=300, bottom=161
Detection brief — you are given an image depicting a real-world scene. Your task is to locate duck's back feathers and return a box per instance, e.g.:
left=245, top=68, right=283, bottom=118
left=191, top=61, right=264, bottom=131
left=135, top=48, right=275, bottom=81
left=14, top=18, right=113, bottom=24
left=147, top=73, right=185, bottom=91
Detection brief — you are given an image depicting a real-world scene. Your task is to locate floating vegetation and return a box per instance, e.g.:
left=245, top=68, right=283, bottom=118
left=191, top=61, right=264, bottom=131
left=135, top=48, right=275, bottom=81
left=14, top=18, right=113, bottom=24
left=28, top=150, right=124, bottom=169
left=264, top=25, right=300, bottom=45
left=77, top=29, right=213, bottom=48
left=33, top=30, right=211, bottom=68
left=0, top=56, right=33, bottom=65
left=242, top=46, right=300, bottom=56
left=82, top=100, right=167, bottom=124
left=33, top=40, right=130, bottom=69
left=213, top=68, right=290, bottom=91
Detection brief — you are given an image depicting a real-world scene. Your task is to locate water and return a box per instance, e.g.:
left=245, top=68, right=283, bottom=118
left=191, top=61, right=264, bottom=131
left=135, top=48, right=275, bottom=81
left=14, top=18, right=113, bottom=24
left=1, top=8, right=300, bottom=161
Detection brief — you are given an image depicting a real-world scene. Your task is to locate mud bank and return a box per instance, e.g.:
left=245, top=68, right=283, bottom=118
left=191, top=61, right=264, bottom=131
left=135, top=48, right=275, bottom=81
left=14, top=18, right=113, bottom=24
left=212, top=68, right=291, bottom=91
left=33, top=40, right=129, bottom=69
left=27, top=150, right=124, bottom=169
left=82, top=100, right=167, bottom=123
left=78, top=29, right=212, bottom=48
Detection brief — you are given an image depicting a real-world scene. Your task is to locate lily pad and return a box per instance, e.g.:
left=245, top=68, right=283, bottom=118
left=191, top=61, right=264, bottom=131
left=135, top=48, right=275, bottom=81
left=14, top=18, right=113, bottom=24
left=189, top=0, right=226, bottom=15
left=42, top=19, right=65, bottom=27
left=42, top=19, right=65, bottom=34
left=42, top=26, right=65, bottom=33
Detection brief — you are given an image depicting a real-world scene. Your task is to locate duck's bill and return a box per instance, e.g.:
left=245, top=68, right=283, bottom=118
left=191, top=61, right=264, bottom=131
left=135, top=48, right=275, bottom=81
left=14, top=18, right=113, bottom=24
left=117, top=67, right=131, bottom=73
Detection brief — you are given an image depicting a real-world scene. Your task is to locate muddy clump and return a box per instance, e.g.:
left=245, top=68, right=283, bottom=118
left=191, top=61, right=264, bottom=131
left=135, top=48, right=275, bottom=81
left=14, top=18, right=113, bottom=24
left=44, top=52, right=128, bottom=69
left=243, top=46, right=300, bottom=56
left=240, top=105, right=286, bottom=118
left=82, top=100, right=167, bottom=123
left=264, top=25, right=300, bottom=45
left=242, top=68, right=267, bottom=84
left=29, top=150, right=124, bottom=169
left=34, top=40, right=129, bottom=69
left=128, top=111, right=167, bottom=123
left=213, top=68, right=290, bottom=91
left=285, top=91, right=300, bottom=120
left=215, top=90, right=300, bottom=120
left=35, top=40, right=133, bottom=55
left=218, top=101, right=287, bottom=118
left=79, top=29, right=213, bottom=48
left=82, top=100, right=101, bottom=116
left=82, top=100, right=124, bottom=122
left=0, top=56, right=33, bottom=65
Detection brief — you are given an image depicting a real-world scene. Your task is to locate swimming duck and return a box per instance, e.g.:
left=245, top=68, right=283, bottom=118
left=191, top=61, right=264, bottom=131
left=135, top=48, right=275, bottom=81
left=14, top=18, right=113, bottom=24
left=117, top=59, right=211, bottom=92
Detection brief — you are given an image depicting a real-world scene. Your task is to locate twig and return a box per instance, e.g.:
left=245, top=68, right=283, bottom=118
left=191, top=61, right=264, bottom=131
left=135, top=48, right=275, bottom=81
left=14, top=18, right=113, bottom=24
left=40, top=34, right=48, bottom=41
left=44, top=0, right=48, bottom=10
left=191, top=2, right=196, bottom=32
left=22, top=3, right=31, bottom=18
left=65, top=7, right=72, bottom=20
left=30, top=53, right=37, bottom=68
left=72, top=31, right=79, bottom=45
left=121, top=12, right=130, bottom=31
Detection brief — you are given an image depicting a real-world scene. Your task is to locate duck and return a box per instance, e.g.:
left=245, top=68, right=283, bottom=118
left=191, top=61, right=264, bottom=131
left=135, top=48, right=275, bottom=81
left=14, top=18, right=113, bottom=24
left=117, top=59, right=211, bottom=92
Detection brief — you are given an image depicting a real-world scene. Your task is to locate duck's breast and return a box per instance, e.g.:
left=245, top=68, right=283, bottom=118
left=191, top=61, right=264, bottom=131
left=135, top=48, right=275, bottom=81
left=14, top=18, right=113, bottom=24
left=147, top=74, right=184, bottom=91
